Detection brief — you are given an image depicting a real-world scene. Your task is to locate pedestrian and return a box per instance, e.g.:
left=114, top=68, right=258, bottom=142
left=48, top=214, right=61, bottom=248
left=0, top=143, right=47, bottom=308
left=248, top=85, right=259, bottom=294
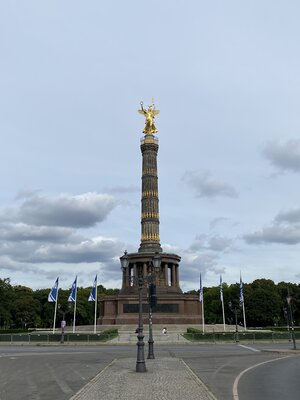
left=162, top=327, right=167, bottom=334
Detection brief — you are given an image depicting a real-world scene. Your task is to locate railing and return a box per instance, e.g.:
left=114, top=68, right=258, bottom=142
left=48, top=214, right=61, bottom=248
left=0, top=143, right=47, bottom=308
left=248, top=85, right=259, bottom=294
left=183, top=331, right=300, bottom=343
left=0, top=331, right=118, bottom=343
left=140, top=136, right=159, bottom=145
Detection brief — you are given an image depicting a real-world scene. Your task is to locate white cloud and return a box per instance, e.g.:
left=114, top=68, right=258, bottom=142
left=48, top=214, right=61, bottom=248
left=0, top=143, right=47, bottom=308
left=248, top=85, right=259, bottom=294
left=275, top=207, right=300, bottom=223
left=1, top=192, right=117, bottom=228
left=0, top=223, right=74, bottom=242
left=183, top=170, right=238, bottom=198
left=189, top=234, right=233, bottom=252
left=244, top=224, right=300, bottom=245
left=263, top=139, right=300, bottom=172
left=244, top=207, right=300, bottom=245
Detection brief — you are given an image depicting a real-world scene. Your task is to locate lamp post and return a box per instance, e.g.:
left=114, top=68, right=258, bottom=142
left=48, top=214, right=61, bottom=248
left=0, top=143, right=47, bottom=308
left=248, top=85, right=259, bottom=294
left=58, top=304, right=70, bottom=344
left=228, top=301, right=240, bottom=343
left=286, top=287, right=297, bottom=350
left=147, top=252, right=161, bottom=359
left=120, top=251, right=161, bottom=371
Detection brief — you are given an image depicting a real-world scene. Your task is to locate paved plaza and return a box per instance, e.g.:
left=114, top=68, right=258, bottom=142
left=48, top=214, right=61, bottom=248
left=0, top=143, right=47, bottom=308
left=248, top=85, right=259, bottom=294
left=70, top=357, right=217, bottom=400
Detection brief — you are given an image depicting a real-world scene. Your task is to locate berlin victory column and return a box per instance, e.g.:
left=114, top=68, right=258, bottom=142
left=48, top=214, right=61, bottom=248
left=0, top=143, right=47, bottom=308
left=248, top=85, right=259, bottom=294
left=99, top=102, right=201, bottom=325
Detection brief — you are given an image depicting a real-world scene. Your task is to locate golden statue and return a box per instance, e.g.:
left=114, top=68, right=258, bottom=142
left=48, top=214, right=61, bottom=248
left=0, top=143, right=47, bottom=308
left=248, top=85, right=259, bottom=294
left=138, top=100, right=160, bottom=134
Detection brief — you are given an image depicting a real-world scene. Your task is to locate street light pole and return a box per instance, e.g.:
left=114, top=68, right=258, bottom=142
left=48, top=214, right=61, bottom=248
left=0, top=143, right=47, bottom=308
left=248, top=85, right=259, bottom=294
left=60, top=312, right=65, bottom=344
left=286, top=287, right=297, bottom=350
left=147, top=253, right=160, bottom=359
left=229, top=301, right=240, bottom=343
left=120, top=251, right=161, bottom=370
left=120, top=251, right=146, bottom=372
left=136, top=269, right=146, bottom=372
left=147, top=289, right=154, bottom=359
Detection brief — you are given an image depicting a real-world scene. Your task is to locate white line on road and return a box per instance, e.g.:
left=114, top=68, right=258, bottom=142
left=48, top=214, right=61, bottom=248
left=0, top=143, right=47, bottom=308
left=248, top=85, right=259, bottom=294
left=46, top=362, right=73, bottom=394
left=232, top=356, right=290, bottom=400
left=238, top=344, right=260, bottom=352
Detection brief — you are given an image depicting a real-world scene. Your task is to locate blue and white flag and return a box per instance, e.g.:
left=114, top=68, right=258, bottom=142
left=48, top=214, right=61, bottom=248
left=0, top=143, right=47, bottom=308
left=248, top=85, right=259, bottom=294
left=68, top=276, right=77, bottom=302
left=88, top=275, right=97, bottom=302
left=48, top=277, right=59, bottom=302
left=220, top=275, right=223, bottom=303
left=199, top=273, right=203, bottom=303
left=239, top=274, right=244, bottom=305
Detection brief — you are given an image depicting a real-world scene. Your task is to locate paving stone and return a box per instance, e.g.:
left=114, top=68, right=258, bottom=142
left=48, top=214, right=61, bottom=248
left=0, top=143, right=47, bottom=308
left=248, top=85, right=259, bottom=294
left=70, top=357, right=217, bottom=400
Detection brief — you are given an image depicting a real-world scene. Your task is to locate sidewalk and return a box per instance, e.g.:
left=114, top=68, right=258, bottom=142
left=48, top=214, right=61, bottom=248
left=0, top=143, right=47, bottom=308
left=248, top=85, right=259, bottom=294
left=70, top=357, right=217, bottom=400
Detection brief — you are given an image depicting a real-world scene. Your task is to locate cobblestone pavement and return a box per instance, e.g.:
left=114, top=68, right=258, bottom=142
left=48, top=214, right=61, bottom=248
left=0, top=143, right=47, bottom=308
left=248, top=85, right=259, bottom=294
left=70, top=357, right=217, bottom=400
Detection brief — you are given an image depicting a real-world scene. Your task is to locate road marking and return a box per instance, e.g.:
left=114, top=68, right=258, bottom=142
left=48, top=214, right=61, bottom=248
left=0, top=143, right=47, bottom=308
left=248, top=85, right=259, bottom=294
left=46, top=363, right=73, bottom=394
left=232, top=355, right=290, bottom=400
left=238, top=344, right=260, bottom=352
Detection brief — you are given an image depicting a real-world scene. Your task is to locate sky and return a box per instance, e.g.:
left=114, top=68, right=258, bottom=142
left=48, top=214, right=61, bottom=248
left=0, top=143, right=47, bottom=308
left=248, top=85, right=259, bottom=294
left=1, top=1, right=300, bottom=292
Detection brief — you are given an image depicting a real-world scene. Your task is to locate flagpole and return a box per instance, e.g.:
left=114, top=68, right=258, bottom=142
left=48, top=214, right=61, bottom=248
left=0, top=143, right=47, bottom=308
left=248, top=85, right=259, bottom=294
left=93, top=276, right=97, bottom=334
left=199, top=273, right=205, bottom=333
left=72, top=277, right=77, bottom=334
left=73, top=297, right=76, bottom=334
left=242, top=301, right=247, bottom=331
left=240, top=272, right=247, bottom=331
left=221, top=299, right=226, bottom=331
left=220, top=275, right=226, bottom=331
left=53, top=299, right=58, bottom=334
left=201, top=299, right=205, bottom=333
left=49, top=277, right=59, bottom=334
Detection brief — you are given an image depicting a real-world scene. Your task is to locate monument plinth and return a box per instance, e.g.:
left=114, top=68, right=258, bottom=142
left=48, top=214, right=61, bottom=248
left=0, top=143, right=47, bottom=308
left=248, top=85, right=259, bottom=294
left=99, top=101, right=201, bottom=325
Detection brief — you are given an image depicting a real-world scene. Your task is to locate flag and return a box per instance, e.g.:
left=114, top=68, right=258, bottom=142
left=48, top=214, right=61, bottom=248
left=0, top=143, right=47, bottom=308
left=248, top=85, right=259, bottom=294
left=220, top=275, right=223, bottom=303
left=68, top=276, right=77, bottom=302
left=48, top=277, right=59, bottom=302
left=199, top=273, right=203, bottom=302
left=88, top=275, right=97, bottom=302
left=239, top=274, right=244, bottom=305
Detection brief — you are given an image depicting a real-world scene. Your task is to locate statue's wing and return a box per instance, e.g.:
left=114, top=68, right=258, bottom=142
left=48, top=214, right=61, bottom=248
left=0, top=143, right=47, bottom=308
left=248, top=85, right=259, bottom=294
left=153, top=110, right=160, bottom=116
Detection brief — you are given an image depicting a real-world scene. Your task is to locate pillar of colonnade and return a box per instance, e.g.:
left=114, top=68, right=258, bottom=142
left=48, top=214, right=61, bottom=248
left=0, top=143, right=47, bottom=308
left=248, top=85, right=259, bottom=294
left=122, top=262, right=180, bottom=290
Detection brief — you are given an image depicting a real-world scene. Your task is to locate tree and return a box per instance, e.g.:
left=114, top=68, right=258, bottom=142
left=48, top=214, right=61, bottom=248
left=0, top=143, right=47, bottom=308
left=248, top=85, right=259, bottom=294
left=13, top=286, right=42, bottom=328
left=0, top=278, right=14, bottom=328
left=246, top=279, right=281, bottom=327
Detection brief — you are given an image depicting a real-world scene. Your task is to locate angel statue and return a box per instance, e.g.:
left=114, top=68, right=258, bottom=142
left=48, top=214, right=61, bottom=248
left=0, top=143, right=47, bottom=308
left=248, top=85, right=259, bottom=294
left=138, top=101, right=160, bottom=134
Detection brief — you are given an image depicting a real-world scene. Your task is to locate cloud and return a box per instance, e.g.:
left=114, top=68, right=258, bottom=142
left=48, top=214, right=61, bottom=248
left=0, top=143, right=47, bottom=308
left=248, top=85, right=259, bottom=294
left=244, top=207, right=300, bottom=245
left=189, top=234, right=233, bottom=252
left=0, top=234, right=124, bottom=264
left=183, top=170, right=238, bottom=198
left=162, top=241, right=227, bottom=288
left=179, top=251, right=225, bottom=285
left=244, top=224, right=300, bottom=245
left=104, top=185, right=139, bottom=194
left=1, top=192, right=117, bottom=228
left=263, top=139, right=300, bottom=172
left=275, top=207, right=300, bottom=223
left=209, top=217, right=229, bottom=229
left=0, top=223, right=75, bottom=242
left=0, top=191, right=124, bottom=282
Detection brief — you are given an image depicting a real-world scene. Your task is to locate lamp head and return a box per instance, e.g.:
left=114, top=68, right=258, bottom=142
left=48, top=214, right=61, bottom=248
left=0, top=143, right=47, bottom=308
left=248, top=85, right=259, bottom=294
left=152, top=252, right=161, bottom=272
left=120, top=250, right=129, bottom=271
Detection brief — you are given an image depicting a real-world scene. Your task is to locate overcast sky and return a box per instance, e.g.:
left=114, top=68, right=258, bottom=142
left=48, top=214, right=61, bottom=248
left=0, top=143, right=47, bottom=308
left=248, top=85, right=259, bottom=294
left=1, top=1, right=300, bottom=292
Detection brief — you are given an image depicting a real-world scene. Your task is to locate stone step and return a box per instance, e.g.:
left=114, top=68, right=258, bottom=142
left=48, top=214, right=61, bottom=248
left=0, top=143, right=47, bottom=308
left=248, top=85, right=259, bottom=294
left=110, top=331, right=189, bottom=344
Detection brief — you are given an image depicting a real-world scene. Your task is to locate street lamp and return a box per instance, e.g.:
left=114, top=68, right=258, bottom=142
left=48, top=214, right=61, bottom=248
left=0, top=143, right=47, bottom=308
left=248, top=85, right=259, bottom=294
left=147, top=252, right=161, bottom=359
left=57, top=303, right=70, bottom=344
left=120, top=251, right=161, bottom=372
left=228, top=301, right=240, bottom=343
left=286, top=287, right=297, bottom=350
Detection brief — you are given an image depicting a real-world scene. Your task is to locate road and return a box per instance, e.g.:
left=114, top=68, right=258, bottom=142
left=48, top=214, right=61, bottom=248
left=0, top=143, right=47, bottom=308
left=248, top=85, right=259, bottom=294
left=0, top=343, right=298, bottom=399
left=237, top=353, right=300, bottom=400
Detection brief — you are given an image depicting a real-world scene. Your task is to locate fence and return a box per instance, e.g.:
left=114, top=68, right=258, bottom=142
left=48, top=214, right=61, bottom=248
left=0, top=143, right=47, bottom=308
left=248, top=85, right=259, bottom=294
left=0, top=331, right=118, bottom=343
left=183, top=330, right=300, bottom=343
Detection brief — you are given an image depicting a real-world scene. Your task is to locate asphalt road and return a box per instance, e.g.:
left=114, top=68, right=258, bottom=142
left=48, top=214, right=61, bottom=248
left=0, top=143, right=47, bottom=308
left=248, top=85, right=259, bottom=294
left=237, top=354, right=300, bottom=400
left=0, top=343, right=298, bottom=400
